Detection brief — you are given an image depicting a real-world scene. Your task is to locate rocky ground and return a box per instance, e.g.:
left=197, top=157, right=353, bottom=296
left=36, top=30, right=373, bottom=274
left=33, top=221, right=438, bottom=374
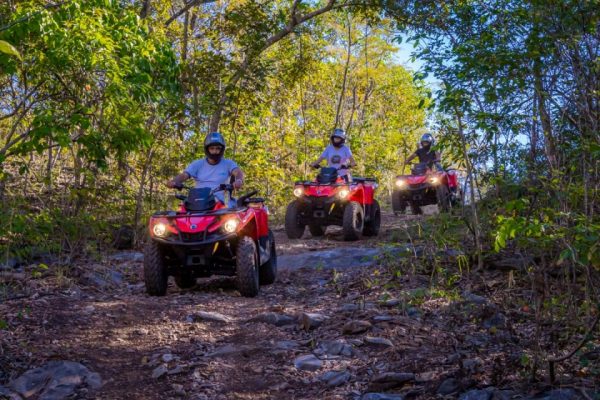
left=0, top=210, right=598, bottom=399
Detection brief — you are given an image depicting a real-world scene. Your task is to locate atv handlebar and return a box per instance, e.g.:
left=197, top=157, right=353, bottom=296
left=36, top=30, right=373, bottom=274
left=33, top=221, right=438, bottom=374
left=311, top=164, right=351, bottom=170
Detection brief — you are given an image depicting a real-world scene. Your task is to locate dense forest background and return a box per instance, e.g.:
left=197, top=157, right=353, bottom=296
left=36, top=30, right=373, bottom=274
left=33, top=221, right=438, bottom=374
left=1, top=0, right=598, bottom=269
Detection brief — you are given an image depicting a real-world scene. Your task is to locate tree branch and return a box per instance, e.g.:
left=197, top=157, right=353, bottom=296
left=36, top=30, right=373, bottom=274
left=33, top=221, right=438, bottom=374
left=165, top=0, right=218, bottom=27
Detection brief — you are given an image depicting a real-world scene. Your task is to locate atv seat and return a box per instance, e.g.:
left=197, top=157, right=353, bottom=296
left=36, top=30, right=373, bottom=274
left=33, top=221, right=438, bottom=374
left=317, top=167, right=338, bottom=184
left=185, top=188, right=216, bottom=211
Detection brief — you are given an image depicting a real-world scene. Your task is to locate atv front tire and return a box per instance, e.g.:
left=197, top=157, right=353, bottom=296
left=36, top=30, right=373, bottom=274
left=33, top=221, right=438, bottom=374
left=391, top=191, right=407, bottom=215
left=363, top=199, right=381, bottom=237
left=342, top=201, right=364, bottom=241
left=259, top=230, right=277, bottom=285
left=436, top=185, right=450, bottom=212
left=144, top=240, right=169, bottom=296
left=174, top=271, right=196, bottom=289
left=236, top=236, right=260, bottom=297
left=285, top=201, right=305, bottom=239
left=308, top=224, right=325, bottom=237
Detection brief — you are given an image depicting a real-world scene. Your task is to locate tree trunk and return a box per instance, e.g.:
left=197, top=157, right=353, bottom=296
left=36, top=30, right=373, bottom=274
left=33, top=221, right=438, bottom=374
left=533, top=58, right=558, bottom=170
left=335, top=15, right=352, bottom=129
left=455, top=108, right=483, bottom=270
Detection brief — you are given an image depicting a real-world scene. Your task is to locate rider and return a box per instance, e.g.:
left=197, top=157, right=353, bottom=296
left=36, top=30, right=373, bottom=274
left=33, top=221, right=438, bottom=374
left=310, top=128, right=357, bottom=182
left=167, top=132, right=244, bottom=204
left=404, top=133, right=443, bottom=171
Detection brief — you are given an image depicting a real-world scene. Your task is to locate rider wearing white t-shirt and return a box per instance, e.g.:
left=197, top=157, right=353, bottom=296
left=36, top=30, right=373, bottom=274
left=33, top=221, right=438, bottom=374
left=310, top=128, right=357, bottom=181
left=167, top=132, right=244, bottom=203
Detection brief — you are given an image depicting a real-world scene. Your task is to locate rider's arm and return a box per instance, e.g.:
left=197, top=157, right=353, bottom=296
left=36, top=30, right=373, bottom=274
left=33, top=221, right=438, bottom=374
left=348, top=155, right=357, bottom=168
left=167, top=172, right=190, bottom=188
left=311, top=155, right=325, bottom=168
left=434, top=151, right=442, bottom=163
left=231, top=168, right=244, bottom=189
left=405, top=152, right=417, bottom=164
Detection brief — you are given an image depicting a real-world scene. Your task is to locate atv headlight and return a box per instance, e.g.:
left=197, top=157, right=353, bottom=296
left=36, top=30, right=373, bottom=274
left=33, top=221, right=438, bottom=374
left=396, top=179, right=406, bottom=188
left=337, top=188, right=350, bottom=199
left=152, top=223, right=168, bottom=237
left=429, top=177, right=440, bottom=185
left=293, top=187, right=304, bottom=197
left=223, top=219, right=239, bottom=233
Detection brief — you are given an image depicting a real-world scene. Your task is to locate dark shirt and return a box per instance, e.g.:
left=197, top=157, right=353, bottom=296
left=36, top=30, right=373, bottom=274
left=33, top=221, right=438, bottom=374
left=415, top=147, right=437, bottom=164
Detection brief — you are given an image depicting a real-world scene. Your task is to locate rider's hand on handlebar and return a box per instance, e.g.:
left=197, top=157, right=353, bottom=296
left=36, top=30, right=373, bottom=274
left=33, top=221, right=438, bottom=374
left=310, top=162, right=320, bottom=169
left=233, top=178, right=243, bottom=189
left=167, top=180, right=179, bottom=189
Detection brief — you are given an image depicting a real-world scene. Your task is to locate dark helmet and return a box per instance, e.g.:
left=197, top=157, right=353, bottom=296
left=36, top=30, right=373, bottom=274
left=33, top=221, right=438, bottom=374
left=331, top=128, right=346, bottom=148
left=420, top=133, right=435, bottom=148
left=204, top=132, right=226, bottom=162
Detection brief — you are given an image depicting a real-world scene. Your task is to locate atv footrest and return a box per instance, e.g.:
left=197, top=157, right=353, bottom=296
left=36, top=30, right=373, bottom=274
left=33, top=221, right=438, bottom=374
left=187, top=255, right=206, bottom=266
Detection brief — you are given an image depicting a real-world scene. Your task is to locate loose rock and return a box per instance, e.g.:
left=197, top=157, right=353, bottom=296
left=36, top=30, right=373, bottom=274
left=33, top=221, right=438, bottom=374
left=361, top=393, right=405, bottom=400
left=364, top=337, right=394, bottom=348
left=342, top=320, right=372, bottom=334
left=437, top=378, right=460, bottom=395
left=151, top=364, right=168, bottom=379
left=319, top=370, right=351, bottom=387
left=459, top=388, right=494, bottom=400
left=299, top=312, right=328, bottom=330
left=190, top=311, right=232, bottom=323
left=9, top=361, right=102, bottom=400
left=294, top=354, right=323, bottom=371
left=369, top=372, right=415, bottom=391
left=248, top=312, right=296, bottom=326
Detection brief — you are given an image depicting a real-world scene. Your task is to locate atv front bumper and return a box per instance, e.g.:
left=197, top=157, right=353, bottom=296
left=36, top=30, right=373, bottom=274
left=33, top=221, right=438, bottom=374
left=395, top=185, right=438, bottom=204
left=296, top=196, right=346, bottom=223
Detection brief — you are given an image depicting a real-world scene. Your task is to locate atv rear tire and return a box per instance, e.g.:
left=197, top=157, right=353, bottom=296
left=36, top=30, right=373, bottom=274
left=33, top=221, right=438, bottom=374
left=285, top=201, right=305, bottom=239
left=410, top=201, right=422, bottom=215
left=391, top=191, right=407, bottom=214
left=236, top=236, right=259, bottom=297
left=259, top=230, right=277, bottom=285
left=436, top=185, right=450, bottom=212
left=144, top=240, right=169, bottom=296
left=308, top=224, right=325, bottom=237
left=174, top=272, right=196, bottom=289
left=342, top=201, right=364, bottom=241
left=363, top=199, right=381, bottom=237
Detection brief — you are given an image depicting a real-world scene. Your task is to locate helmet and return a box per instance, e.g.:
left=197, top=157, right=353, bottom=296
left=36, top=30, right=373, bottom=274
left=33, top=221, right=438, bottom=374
left=420, top=133, right=434, bottom=147
left=204, top=132, right=226, bottom=162
left=331, top=128, right=346, bottom=148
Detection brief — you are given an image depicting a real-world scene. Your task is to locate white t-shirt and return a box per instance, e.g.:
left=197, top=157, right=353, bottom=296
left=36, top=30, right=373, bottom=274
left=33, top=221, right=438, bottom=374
left=185, top=158, right=239, bottom=202
left=321, top=144, right=353, bottom=176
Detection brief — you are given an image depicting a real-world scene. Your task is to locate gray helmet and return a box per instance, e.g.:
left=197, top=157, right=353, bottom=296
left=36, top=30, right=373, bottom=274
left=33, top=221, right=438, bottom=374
left=204, top=132, right=226, bottom=161
left=420, top=133, right=434, bottom=146
left=331, top=128, right=346, bottom=147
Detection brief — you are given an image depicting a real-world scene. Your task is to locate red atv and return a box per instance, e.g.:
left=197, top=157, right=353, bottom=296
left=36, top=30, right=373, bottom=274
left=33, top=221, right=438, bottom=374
left=285, top=166, right=380, bottom=241
left=144, top=184, right=276, bottom=297
left=392, top=162, right=460, bottom=215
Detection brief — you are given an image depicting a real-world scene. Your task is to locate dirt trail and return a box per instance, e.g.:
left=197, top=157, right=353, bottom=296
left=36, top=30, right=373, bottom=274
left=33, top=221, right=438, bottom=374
left=1, top=209, right=595, bottom=399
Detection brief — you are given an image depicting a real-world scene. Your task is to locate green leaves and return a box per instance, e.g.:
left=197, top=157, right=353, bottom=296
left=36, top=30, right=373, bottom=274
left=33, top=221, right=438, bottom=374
left=0, top=40, right=21, bottom=60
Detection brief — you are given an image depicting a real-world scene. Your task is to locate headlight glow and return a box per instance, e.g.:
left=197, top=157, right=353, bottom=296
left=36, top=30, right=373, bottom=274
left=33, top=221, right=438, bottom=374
left=152, top=223, right=168, bottom=237
left=223, top=219, right=239, bottom=233
left=430, top=177, right=440, bottom=185
left=293, top=187, right=304, bottom=197
left=395, top=179, right=406, bottom=187
left=338, top=188, right=350, bottom=199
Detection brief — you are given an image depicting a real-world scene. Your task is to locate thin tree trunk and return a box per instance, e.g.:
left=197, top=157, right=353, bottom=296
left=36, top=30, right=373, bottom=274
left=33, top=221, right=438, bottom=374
left=335, top=15, right=352, bottom=129
left=533, top=58, right=558, bottom=170
left=134, top=147, right=155, bottom=245
left=455, top=109, right=483, bottom=270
